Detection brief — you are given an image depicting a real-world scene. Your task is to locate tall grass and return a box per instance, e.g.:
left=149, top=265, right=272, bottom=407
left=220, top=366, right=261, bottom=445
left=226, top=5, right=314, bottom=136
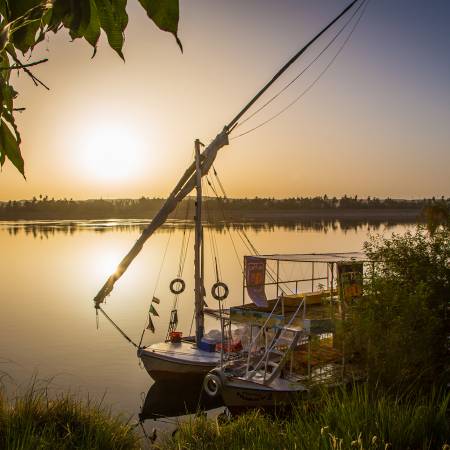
left=160, top=385, right=450, bottom=450
left=0, top=381, right=140, bottom=449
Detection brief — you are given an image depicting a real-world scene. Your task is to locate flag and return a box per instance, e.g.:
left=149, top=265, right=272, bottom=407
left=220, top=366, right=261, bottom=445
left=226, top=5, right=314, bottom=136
left=147, top=315, right=155, bottom=333
left=149, top=304, right=159, bottom=317
left=152, top=296, right=160, bottom=304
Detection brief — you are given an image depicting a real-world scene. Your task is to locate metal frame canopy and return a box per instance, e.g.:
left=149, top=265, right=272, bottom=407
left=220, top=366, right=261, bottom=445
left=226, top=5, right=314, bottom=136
left=252, top=252, right=367, bottom=264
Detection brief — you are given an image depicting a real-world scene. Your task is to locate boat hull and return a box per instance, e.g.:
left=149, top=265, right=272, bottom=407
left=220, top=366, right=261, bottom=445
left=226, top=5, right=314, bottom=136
left=206, top=370, right=308, bottom=414
left=138, top=341, right=221, bottom=382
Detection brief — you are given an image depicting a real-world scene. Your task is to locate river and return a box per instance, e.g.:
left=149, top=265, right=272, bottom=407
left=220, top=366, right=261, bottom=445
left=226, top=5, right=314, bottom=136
left=0, top=219, right=414, bottom=419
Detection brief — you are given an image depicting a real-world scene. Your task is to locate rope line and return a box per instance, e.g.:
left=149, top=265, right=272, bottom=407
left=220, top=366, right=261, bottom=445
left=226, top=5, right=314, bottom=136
left=231, top=0, right=369, bottom=140
left=234, top=0, right=367, bottom=130
left=98, top=306, right=139, bottom=348
left=226, top=0, right=360, bottom=130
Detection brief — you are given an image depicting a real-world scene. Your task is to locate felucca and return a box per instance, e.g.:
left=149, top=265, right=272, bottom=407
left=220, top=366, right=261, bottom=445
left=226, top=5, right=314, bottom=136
left=92, top=0, right=366, bottom=381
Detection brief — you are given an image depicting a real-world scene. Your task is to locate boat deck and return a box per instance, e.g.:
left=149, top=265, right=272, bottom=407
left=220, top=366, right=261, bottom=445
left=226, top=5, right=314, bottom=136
left=141, top=341, right=221, bottom=365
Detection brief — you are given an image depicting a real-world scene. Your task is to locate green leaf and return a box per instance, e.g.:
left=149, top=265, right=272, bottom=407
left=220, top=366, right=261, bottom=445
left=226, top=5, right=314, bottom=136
left=94, top=0, right=128, bottom=60
left=0, top=119, right=25, bottom=177
left=137, top=0, right=182, bottom=51
left=84, top=0, right=101, bottom=52
left=7, top=0, right=45, bottom=53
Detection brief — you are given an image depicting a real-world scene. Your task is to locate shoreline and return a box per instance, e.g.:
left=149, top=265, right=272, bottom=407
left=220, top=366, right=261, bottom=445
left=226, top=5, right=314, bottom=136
left=0, top=208, right=422, bottom=222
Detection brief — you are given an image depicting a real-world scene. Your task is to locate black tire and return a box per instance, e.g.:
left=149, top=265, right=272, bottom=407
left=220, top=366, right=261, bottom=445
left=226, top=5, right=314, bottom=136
left=211, top=282, right=229, bottom=301
left=170, top=278, right=185, bottom=294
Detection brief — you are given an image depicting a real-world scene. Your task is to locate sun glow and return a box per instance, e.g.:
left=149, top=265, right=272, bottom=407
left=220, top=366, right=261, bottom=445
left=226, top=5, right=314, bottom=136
left=80, top=123, right=145, bottom=182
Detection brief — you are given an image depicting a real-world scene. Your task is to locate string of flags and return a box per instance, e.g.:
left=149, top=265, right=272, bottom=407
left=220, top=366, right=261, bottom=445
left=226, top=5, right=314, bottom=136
left=147, top=296, right=160, bottom=333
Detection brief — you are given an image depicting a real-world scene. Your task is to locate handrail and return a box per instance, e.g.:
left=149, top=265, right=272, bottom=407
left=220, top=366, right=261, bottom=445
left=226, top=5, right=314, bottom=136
left=244, top=296, right=281, bottom=378
left=245, top=296, right=305, bottom=380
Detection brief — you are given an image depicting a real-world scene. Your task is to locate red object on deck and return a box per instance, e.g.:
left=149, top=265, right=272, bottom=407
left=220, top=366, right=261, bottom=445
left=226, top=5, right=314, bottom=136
left=169, top=331, right=182, bottom=343
left=216, top=340, right=242, bottom=352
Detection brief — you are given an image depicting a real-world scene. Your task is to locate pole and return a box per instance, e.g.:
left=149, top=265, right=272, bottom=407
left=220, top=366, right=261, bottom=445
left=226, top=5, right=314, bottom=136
left=194, top=139, right=205, bottom=345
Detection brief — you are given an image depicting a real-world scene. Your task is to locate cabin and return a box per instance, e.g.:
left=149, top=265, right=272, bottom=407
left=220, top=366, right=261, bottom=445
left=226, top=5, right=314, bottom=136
left=206, top=252, right=369, bottom=385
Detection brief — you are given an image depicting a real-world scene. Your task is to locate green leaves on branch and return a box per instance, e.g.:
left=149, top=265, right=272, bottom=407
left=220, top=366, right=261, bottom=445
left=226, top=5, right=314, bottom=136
left=138, top=0, right=182, bottom=52
left=1, top=0, right=181, bottom=57
left=0, top=0, right=181, bottom=175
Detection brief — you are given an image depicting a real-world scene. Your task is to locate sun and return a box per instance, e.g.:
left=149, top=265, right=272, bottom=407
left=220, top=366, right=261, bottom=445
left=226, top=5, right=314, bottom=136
left=81, top=124, right=143, bottom=181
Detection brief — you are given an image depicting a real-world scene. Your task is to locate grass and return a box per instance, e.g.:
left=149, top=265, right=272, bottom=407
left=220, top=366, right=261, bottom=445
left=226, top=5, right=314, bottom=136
left=159, top=384, right=450, bottom=450
left=0, top=381, right=140, bottom=449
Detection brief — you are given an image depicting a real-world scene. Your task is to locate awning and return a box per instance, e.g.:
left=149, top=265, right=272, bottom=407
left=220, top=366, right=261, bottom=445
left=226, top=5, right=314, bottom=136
left=251, top=252, right=367, bottom=264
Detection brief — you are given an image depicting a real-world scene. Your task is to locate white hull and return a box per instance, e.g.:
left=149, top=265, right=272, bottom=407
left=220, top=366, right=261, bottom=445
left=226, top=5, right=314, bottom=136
left=221, top=378, right=307, bottom=411
left=206, top=370, right=308, bottom=413
left=138, top=341, right=221, bottom=381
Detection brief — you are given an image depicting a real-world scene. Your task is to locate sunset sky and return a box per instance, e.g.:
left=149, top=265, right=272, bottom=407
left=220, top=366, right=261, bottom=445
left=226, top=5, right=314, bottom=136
left=0, top=0, right=449, bottom=201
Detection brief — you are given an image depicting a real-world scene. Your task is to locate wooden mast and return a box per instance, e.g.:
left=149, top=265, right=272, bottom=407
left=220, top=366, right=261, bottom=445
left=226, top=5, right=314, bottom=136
left=194, top=139, right=205, bottom=345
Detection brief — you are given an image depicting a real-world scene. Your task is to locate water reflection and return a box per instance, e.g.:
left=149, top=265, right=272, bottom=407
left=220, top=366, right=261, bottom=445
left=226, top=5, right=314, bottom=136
left=139, top=379, right=223, bottom=421
left=0, top=217, right=419, bottom=239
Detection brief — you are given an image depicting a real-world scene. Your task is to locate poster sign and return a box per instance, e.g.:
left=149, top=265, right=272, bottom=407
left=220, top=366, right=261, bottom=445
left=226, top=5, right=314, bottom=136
left=337, top=262, right=363, bottom=302
left=244, top=256, right=268, bottom=307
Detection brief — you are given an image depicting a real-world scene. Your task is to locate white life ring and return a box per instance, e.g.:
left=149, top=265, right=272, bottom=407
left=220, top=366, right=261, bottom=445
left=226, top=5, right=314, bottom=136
left=203, top=372, right=222, bottom=397
left=211, top=282, right=229, bottom=301
left=170, top=278, right=185, bottom=295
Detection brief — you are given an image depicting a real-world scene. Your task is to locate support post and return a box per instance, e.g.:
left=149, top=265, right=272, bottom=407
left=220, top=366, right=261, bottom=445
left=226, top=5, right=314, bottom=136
left=194, top=139, right=205, bottom=345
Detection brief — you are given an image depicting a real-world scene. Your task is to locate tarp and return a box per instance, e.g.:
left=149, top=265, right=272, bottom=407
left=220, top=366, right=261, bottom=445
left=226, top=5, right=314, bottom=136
left=244, top=256, right=268, bottom=307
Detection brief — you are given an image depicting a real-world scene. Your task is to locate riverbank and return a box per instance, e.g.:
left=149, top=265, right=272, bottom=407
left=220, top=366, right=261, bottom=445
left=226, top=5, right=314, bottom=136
left=0, top=196, right=436, bottom=221
left=2, top=382, right=448, bottom=449
left=160, top=386, right=450, bottom=450
left=0, top=383, right=139, bottom=449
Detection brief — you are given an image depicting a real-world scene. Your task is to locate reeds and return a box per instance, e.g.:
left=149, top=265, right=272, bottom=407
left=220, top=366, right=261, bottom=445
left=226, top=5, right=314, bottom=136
left=0, top=381, right=139, bottom=449
left=160, top=385, right=450, bottom=450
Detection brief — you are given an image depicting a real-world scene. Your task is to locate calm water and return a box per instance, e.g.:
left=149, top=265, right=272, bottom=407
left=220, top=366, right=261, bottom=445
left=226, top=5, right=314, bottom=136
left=0, top=219, right=414, bottom=418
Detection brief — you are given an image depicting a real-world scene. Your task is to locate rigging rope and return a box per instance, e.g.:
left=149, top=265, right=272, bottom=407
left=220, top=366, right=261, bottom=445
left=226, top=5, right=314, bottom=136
left=225, top=0, right=360, bottom=130
left=209, top=168, right=295, bottom=295
left=230, top=0, right=370, bottom=140
left=234, top=0, right=367, bottom=130
left=97, top=306, right=139, bottom=348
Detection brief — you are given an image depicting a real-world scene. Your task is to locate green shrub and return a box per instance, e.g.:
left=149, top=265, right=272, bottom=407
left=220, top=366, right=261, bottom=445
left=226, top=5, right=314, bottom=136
left=343, top=226, right=450, bottom=391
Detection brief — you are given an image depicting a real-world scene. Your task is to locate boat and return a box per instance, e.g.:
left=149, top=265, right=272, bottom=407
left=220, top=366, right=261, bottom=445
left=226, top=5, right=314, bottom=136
left=137, top=139, right=226, bottom=380
left=91, top=0, right=367, bottom=382
left=202, top=253, right=368, bottom=413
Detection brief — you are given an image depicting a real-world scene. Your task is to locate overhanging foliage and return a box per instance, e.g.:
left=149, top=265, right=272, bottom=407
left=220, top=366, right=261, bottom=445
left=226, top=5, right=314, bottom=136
left=0, top=0, right=181, bottom=177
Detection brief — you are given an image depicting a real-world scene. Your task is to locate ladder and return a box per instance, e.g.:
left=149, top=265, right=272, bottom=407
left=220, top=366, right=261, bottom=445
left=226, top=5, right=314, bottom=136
left=246, top=327, right=303, bottom=384
left=245, top=296, right=306, bottom=385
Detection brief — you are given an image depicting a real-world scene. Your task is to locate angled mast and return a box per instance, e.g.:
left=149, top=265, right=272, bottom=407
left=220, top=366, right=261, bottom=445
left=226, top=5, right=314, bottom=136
left=92, top=0, right=361, bottom=307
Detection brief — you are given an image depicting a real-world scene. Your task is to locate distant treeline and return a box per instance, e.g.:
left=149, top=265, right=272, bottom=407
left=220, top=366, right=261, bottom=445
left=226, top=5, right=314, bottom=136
left=0, top=195, right=448, bottom=221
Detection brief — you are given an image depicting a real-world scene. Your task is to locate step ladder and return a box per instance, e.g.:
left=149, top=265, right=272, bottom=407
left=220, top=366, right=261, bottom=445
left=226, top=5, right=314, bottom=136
left=245, top=327, right=303, bottom=384
left=244, top=296, right=306, bottom=385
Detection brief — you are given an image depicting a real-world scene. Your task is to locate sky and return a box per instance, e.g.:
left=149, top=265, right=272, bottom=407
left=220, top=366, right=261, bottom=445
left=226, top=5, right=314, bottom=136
left=0, top=0, right=449, bottom=201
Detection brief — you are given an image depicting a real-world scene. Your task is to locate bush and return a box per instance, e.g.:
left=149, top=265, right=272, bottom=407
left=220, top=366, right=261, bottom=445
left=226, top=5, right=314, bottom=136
left=343, top=226, right=450, bottom=391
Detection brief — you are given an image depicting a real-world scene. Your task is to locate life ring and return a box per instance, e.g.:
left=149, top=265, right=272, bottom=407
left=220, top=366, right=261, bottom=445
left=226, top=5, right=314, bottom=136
left=211, top=282, right=229, bottom=301
left=203, top=372, right=222, bottom=397
left=170, top=278, right=185, bottom=294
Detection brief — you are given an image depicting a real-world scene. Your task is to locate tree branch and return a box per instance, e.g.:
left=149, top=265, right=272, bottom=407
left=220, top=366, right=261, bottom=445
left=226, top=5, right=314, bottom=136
left=10, top=55, right=50, bottom=90
left=0, top=58, right=48, bottom=71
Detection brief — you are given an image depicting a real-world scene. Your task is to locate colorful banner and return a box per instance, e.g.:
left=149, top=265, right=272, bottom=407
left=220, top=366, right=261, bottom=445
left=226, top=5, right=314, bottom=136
left=244, top=256, right=268, bottom=307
